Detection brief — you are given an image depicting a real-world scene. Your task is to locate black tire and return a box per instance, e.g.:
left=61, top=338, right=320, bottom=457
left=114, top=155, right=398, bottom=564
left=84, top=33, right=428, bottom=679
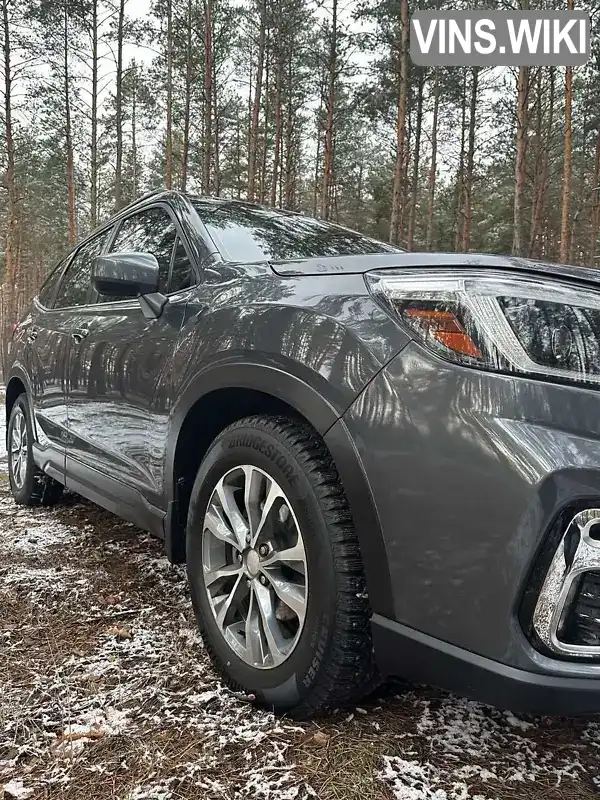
left=7, top=393, right=64, bottom=506
left=186, top=414, right=375, bottom=717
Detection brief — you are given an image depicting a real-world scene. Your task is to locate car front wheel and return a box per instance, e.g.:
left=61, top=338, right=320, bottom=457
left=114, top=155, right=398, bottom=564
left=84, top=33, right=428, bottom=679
left=186, top=415, right=375, bottom=717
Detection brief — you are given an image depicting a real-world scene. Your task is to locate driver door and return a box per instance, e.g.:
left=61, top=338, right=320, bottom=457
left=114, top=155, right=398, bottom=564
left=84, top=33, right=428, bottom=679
left=65, top=204, right=196, bottom=514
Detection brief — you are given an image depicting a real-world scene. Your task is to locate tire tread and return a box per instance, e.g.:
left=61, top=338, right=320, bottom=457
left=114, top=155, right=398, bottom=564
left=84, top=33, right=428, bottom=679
left=202, top=414, right=376, bottom=717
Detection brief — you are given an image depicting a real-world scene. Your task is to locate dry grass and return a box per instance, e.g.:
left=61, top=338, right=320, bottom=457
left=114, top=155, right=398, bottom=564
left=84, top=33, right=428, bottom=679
left=1, top=485, right=600, bottom=799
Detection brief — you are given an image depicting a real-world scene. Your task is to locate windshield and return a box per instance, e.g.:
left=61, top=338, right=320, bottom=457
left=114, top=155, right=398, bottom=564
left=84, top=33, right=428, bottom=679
left=192, top=200, right=403, bottom=263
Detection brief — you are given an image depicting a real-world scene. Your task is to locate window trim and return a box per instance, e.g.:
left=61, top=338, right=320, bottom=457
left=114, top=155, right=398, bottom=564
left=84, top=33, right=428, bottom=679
left=51, top=226, right=115, bottom=311
left=35, top=198, right=205, bottom=314
left=35, top=251, right=76, bottom=311
left=167, top=234, right=195, bottom=295
left=89, top=201, right=200, bottom=307
left=36, top=218, right=118, bottom=312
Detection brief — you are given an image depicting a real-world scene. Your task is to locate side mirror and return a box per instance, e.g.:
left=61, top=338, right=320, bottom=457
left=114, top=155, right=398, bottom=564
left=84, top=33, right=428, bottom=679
left=92, top=252, right=160, bottom=297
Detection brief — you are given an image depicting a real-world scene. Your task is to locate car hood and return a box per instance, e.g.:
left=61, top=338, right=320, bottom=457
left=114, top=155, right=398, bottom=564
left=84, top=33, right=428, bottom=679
left=270, top=252, right=600, bottom=287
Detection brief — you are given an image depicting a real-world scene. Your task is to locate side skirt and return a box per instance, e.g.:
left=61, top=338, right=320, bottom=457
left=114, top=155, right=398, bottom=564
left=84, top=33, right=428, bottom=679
left=65, top=455, right=166, bottom=539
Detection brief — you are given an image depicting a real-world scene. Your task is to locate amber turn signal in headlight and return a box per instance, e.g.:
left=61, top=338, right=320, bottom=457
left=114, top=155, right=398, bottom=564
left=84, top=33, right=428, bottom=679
left=366, top=269, right=600, bottom=388
left=404, top=308, right=482, bottom=360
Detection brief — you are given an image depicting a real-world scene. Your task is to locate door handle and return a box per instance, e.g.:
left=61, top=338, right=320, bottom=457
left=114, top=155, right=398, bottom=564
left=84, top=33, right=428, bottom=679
left=71, top=326, right=90, bottom=344
left=27, top=327, right=39, bottom=343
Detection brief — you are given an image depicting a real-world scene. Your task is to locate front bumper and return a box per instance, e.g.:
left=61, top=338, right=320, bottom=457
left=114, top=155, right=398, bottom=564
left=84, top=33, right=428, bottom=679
left=342, top=341, right=600, bottom=711
left=372, top=614, right=600, bottom=715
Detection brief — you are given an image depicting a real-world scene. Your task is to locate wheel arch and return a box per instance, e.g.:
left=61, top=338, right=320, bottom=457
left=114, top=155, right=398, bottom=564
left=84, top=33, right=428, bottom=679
left=164, top=361, right=394, bottom=618
left=6, top=367, right=32, bottom=421
left=166, top=362, right=341, bottom=501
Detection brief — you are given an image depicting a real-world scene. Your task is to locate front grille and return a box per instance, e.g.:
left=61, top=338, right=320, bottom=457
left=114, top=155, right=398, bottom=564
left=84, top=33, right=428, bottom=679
left=562, top=572, right=600, bottom=648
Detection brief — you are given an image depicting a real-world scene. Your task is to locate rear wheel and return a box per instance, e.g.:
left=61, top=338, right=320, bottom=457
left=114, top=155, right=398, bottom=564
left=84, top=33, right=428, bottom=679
left=186, top=415, right=375, bottom=717
left=7, top=394, right=64, bottom=506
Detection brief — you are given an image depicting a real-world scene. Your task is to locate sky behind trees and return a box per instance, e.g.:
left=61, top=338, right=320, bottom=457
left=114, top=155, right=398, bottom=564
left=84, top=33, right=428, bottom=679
left=1, top=0, right=600, bottom=340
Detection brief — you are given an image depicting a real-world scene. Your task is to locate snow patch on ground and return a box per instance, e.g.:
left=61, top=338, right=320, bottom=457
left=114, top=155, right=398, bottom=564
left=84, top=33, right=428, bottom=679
left=2, top=777, right=34, bottom=799
left=377, top=695, right=598, bottom=798
left=1, top=564, right=91, bottom=598
left=380, top=757, right=455, bottom=800
left=2, top=483, right=600, bottom=799
left=0, top=494, right=314, bottom=799
left=0, top=495, right=76, bottom=554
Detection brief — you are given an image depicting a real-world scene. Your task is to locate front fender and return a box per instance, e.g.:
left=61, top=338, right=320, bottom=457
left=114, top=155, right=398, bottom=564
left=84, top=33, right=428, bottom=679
left=170, top=273, right=410, bottom=425
left=164, top=280, right=408, bottom=615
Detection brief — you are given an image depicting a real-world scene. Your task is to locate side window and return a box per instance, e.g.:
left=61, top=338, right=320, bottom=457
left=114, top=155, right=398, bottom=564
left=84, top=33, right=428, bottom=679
left=169, top=237, right=194, bottom=293
left=108, top=206, right=176, bottom=296
left=54, top=230, right=111, bottom=309
left=38, top=255, right=71, bottom=308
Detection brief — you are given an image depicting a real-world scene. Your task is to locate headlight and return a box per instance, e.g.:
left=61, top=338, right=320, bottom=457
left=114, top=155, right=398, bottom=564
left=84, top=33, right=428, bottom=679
left=366, top=269, right=600, bottom=387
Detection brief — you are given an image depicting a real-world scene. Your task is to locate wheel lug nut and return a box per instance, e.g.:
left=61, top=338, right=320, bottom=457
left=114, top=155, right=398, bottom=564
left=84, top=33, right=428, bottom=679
left=245, top=534, right=251, bottom=544
left=237, top=553, right=242, bottom=562
left=258, top=544, right=269, bottom=557
left=259, top=574, right=268, bottom=586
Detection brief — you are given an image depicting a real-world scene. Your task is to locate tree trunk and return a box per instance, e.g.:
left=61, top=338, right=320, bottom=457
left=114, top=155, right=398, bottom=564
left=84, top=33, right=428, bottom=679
left=203, top=0, right=213, bottom=194
left=312, top=83, right=323, bottom=217
left=284, top=50, right=295, bottom=208
left=528, top=68, right=543, bottom=257
left=213, top=54, right=220, bottom=195
left=460, top=67, right=478, bottom=252
left=181, top=0, right=193, bottom=192
left=271, top=23, right=283, bottom=207
left=589, top=125, right=600, bottom=266
left=407, top=68, right=424, bottom=251
left=529, top=67, right=554, bottom=258
left=454, top=71, right=467, bottom=251
left=236, top=114, right=242, bottom=199
left=64, top=1, right=76, bottom=245
left=570, top=93, right=586, bottom=264
left=90, top=0, right=98, bottom=226
left=559, top=65, right=573, bottom=263
left=355, top=159, right=363, bottom=230
left=15, top=219, right=23, bottom=316
left=131, top=64, right=138, bottom=197
left=560, top=0, right=574, bottom=263
left=321, top=0, right=337, bottom=220
left=165, top=0, right=173, bottom=190
left=114, top=0, right=125, bottom=210
left=313, top=133, right=321, bottom=217
left=425, top=70, right=439, bottom=251
left=248, top=0, right=266, bottom=201
left=389, top=0, right=409, bottom=244
left=2, top=0, right=17, bottom=373
left=512, top=66, right=529, bottom=256
left=259, top=40, right=269, bottom=204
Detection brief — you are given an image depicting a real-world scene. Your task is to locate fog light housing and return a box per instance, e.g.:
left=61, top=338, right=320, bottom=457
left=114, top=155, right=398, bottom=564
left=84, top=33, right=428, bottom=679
left=533, top=509, right=600, bottom=658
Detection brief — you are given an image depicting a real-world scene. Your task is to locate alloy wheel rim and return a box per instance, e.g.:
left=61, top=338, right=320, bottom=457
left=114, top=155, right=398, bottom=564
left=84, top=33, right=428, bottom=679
left=201, top=464, right=308, bottom=670
left=9, top=408, right=28, bottom=490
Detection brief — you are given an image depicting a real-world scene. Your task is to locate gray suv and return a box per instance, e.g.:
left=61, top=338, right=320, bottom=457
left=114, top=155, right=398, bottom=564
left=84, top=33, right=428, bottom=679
left=8, top=190, right=600, bottom=717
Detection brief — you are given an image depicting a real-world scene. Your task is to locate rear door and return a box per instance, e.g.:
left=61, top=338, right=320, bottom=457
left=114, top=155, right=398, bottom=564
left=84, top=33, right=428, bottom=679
left=65, top=204, right=198, bottom=514
left=19, top=255, right=75, bottom=481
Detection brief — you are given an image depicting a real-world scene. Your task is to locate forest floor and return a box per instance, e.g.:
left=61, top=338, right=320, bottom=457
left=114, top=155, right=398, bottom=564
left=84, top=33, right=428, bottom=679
left=2, top=411, right=600, bottom=799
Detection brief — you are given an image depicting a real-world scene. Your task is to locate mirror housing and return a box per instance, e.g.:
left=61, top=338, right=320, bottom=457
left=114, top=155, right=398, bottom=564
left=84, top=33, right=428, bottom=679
left=92, top=252, right=160, bottom=298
